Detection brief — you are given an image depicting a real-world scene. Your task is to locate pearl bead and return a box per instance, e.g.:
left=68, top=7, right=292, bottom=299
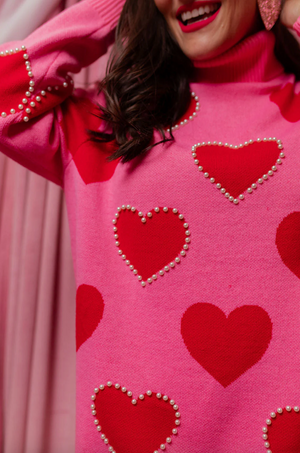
left=97, top=425, right=101, bottom=431
left=147, top=390, right=152, bottom=396
left=23, top=53, right=29, bottom=60
left=152, top=274, right=157, bottom=279
left=99, top=385, right=104, bottom=390
left=198, top=166, right=203, bottom=172
left=233, top=199, right=239, bottom=205
left=147, top=212, right=152, bottom=218
left=175, top=257, right=180, bottom=263
left=10, top=109, right=15, bottom=114
left=170, top=262, right=175, bottom=267
left=101, top=434, right=105, bottom=439
left=139, top=394, right=144, bottom=400
left=91, top=404, right=95, bottom=409
left=28, top=72, right=33, bottom=77
left=178, top=214, right=184, bottom=220
left=172, top=429, right=178, bottom=434
left=23, top=117, right=29, bottom=122
left=175, top=420, right=180, bottom=426
left=41, top=91, right=46, bottom=96
left=277, top=407, right=283, bottom=413
left=180, top=250, right=186, bottom=256
left=156, top=393, right=162, bottom=399
left=163, top=207, right=168, bottom=212
left=127, top=391, right=132, bottom=397
left=147, top=278, right=152, bottom=283
left=216, top=183, right=221, bottom=189
left=264, top=442, right=270, bottom=448
left=132, top=399, right=137, bottom=405
left=262, top=427, right=268, bottom=433
left=286, top=406, right=292, bottom=412
left=29, top=87, right=34, bottom=92
left=270, top=412, right=276, bottom=418
left=141, top=281, right=146, bottom=287
left=204, top=172, right=209, bottom=178
left=1, top=112, right=6, bottom=118
left=258, top=178, right=263, bottom=184
left=194, top=159, right=199, bottom=165
left=94, top=387, right=99, bottom=393
left=92, top=410, right=96, bottom=415
left=164, top=266, right=169, bottom=272
left=25, top=108, right=31, bottom=114
left=225, top=193, right=230, bottom=198
left=121, top=387, right=126, bottom=392
left=220, top=188, right=226, bottom=194
left=229, top=196, right=234, bottom=202
left=210, top=177, right=215, bottom=183
left=154, top=207, right=160, bottom=212
left=163, top=395, right=168, bottom=401
left=107, top=381, right=112, bottom=387
left=159, top=270, right=164, bottom=276
left=160, top=444, right=166, bottom=450
left=141, top=218, right=146, bottom=223
left=166, top=437, right=172, bottom=443
left=266, top=419, right=272, bottom=425
left=239, top=194, right=244, bottom=200
left=115, top=383, right=120, bottom=389
left=30, top=102, right=35, bottom=108
left=63, top=82, right=68, bottom=88
left=131, top=206, right=136, bottom=212
left=36, top=96, right=41, bottom=102
left=175, top=412, right=180, bottom=418
left=262, top=434, right=268, bottom=440
left=91, top=395, right=96, bottom=400
left=138, top=211, right=143, bottom=217
left=18, top=104, right=24, bottom=110
left=173, top=404, right=178, bottom=410
left=251, top=183, right=257, bottom=189
left=247, top=188, right=253, bottom=194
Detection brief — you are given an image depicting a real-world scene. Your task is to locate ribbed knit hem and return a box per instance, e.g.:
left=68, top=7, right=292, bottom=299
left=293, top=16, right=300, bottom=37
left=86, top=0, right=125, bottom=30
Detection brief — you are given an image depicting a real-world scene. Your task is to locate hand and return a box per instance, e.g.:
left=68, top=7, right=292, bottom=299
left=281, top=0, right=300, bottom=28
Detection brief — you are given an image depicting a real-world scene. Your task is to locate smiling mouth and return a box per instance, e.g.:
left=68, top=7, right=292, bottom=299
left=178, top=2, right=221, bottom=26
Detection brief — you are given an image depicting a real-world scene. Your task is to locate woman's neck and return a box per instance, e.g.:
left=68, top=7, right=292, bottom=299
left=192, top=31, right=284, bottom=83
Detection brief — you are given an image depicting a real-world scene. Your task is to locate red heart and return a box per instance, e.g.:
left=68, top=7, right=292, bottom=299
left=92, top=384, right=179, bottom=453
left=263, top=407, right=300, bottom=452
left=115, top=207, right=189, bottom=283
left=181, top=303, right=272, bottom=387
left=276, top=212, right=300, bottom=280
left=76, top=285, right=104, bottom=351
left=270, top=83, right=300, bottom=123
left=194, top=139, right=282, bottom=199
left=60, top=97, right=119, bottom=184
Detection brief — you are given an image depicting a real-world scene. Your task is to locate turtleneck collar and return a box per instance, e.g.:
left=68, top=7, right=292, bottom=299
left=192, top=30, right=284, bottom=83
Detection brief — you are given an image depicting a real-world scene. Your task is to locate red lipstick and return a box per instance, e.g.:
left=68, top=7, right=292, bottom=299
left=177, top=1, right=221, bottom=34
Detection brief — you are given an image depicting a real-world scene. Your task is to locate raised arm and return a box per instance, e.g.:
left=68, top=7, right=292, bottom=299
left=0, top=0, right=125, bottom=185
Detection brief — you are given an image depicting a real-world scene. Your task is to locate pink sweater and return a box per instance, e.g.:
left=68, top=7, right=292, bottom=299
left=1, top=1, right=300, bottom=452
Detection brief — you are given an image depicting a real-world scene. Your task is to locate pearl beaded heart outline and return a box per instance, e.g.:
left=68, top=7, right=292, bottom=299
left=191, top=137, right=285, bottom=205
left=166, top=91, right=200, bottom=134
left=90, top=381, right=181, bottom=453
left=262, top=405, right=300, bottom=452
left=112, top=205, right=190, bottom=287
left=0, top=46, right=73, bottom=123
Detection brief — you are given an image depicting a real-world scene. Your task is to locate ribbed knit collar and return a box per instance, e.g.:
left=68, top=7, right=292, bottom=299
left=192, top=30, right=284, bottom=83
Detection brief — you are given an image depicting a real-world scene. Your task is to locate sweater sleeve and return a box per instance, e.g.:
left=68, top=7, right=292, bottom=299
left=0, top=0, right=125, bottom=186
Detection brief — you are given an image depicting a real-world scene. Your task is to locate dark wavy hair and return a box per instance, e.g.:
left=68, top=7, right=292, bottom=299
left=89, top=1, right=300, bottom=162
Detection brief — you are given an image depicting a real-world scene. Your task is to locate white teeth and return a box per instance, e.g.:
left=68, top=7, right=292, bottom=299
left=180, top=3, right=219, bottom=24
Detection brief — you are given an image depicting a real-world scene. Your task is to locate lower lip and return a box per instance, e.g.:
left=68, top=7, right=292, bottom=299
left=178, top=7, right=220, bottom=33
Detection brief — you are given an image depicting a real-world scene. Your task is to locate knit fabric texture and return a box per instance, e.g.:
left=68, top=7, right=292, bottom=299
left=0, top=1, right=300, bottom=451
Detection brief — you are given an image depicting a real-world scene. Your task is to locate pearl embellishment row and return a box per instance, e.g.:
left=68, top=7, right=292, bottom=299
left=191, top=138, right=284, bottom=204
left=90, top=382, right=180, bottom=453
left=0, top=46, right=73, bottom=122
left=113, top=205, right=190, bottom=287
left=262, top=405, right=299, bottom=451
left=166, top=92, right=200, bottom=133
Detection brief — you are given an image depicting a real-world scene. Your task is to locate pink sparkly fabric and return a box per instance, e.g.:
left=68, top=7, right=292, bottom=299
left=257, top=0, right=281, bottom=30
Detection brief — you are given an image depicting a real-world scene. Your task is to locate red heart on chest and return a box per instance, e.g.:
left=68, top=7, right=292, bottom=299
left=92, top=384, right=179, bottom=453
left=193, top=139, right=283, bottom=200
left=276, top=212, right=300, bottom=280
left=114, top=206, right=189, bottom=284
left=263, top=407, right=300, bottom=452
left=181, top=303, right=272, bottom=387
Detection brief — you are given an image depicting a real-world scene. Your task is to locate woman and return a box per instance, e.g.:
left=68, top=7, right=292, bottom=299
left=1, top=0, right=300, bottom=451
